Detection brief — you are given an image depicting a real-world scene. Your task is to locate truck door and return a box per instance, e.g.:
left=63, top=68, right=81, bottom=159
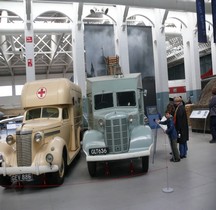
left=62, top=107, right=71, bottom=147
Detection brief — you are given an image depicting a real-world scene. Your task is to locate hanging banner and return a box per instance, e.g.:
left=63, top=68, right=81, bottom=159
left=196, top=0, right=207, bottom=43
left=212, top=0, right=216, bottom=43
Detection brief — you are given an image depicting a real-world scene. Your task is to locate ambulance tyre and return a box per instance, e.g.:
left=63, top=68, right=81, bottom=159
left=142, top=156, right=149, bottom=173
left=46, top=152, right=66, bottom=186
left=87, top=161, right=96, bottom=177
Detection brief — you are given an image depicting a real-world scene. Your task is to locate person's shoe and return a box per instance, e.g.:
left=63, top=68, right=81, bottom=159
left=170, top=158, right=180, bottom=162
left=209, top=139, right=216, bottom=143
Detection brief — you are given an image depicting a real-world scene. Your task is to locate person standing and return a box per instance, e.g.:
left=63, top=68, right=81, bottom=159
left=157, top=110, right=180, bottom=162
left=209, top=87, right=216, bottom=143
left=174, top=96, right=189, bottom=158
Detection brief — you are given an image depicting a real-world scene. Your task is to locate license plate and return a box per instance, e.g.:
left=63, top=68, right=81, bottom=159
left=11, top=173, right=33, bottom=183
left=89, top=147, right=109, bottom=156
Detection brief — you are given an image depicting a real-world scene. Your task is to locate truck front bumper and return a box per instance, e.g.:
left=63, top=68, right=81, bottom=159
left=0, top=163, right=59, bottom=176
left=84, top=145, right=153, bottom=162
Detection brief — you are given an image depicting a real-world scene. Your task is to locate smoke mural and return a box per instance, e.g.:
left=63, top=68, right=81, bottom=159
left=127, top=26, right=156, bottom=108
left=84, top=24, right=115, bottom=77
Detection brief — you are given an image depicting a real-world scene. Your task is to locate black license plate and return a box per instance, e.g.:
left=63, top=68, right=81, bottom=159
left=89, top=147, right=109, bottom=156
left=11, top=173, right=33, bottom=183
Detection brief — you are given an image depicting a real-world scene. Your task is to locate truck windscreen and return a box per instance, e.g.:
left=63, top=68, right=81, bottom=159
left=94, top=93, right=113, bottom=110
left=117, top=91, right=136, bottom=106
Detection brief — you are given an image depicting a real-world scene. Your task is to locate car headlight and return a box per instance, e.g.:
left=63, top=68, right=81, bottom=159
left=6, top=135, right=15, bottom=145
left=128, top=115, right=133, bottom=123
left=34, top=132, right=44, bottom=143
left=98, top=119, right=104, bottom=127
left=46, top=153, right=54, bottom=164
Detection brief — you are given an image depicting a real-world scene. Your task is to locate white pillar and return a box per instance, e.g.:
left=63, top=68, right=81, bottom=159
left=114, top=6, right=130, bottom=74
left=182, top=13, right=201, bottom=103
left=152, top=9, right=169, bottom=114
left=72, top=3, right=86, bottom=96
left=211, top=36, right=216, bottom=75
left=24, top=0, right=35, bottom=82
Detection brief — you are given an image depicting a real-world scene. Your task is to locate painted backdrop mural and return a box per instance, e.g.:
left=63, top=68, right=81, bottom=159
left=84, top=24, right=115, bottom=77
left=127, top=26, right=156, bottom=109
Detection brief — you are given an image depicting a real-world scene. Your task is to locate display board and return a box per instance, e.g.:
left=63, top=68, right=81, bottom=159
left=190, top=110, right=209, bottom=133
left=190, top=110, right=209, bottom=119
left=146, top=106, right=160, bottom=129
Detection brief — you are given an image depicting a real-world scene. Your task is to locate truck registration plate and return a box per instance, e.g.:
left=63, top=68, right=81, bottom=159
left=89, top=147, right=108, bottom=156
left=11, top=173, right=33, bottom=183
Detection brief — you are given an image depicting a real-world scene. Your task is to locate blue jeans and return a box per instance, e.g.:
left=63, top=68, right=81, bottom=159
left=179, top=142, right=188, bottom=157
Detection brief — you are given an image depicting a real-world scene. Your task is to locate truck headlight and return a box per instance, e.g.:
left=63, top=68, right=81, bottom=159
left=6, top=135, right=15, bottom=145
left=128, top=115, right=133, bottom=123
left=46, top=153, right=54, bottom=164
left=144, top=116, right=149, bottom=124
left=34, top=132, right=44, bottom=143
left=98, top=119, right=104, bottom=127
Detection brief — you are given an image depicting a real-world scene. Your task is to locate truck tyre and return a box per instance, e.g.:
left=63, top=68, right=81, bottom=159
left=87, top=161, right=96, bottom=177
left=0, top=175, right=12, bottom=188
left=142, top=156, right=149, bottom=173
left=46, top=152, right=66, bottom=186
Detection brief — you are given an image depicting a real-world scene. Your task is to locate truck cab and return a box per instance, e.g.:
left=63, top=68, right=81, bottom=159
left=82, top=73, right=153, bottom=176
left=0, top=78, right=82, bottom=187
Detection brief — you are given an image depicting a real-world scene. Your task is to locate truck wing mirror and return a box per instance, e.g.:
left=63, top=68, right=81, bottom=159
left=143, top=89, right=147, bottom=97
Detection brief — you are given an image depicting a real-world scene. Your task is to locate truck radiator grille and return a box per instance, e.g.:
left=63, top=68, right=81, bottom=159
left=16, top=130, right=32, bottom=166
left=105, top=118, right=129, bottom=153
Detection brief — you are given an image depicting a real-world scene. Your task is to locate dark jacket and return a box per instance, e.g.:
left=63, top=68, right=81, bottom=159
left=159, top=117, right=177, bottom=141
left=174, top=104, right=189, bottom=143
left=209, top=95, right=216, bottom=117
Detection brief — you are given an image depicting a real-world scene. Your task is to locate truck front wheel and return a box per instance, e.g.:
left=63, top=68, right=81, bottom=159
left=142, top=156, right=149, bottom=173
left=87, top=161, right=96, bottom=177
left=0, top=175, right=12, bottom=188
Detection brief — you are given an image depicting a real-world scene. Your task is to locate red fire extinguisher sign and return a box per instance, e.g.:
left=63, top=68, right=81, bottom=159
left=28, top=59, right=33, bottom=67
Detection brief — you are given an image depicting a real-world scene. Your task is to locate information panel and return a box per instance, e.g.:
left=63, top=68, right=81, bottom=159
left=190, top=110, right=209, bottom=119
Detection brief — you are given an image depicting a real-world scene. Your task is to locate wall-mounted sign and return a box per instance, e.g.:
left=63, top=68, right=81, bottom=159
left=26, top=36, right=32, bottom=43
left=27, top=59, right=32, bottom=67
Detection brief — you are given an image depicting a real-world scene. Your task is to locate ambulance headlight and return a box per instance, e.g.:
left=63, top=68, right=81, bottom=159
left=6, top=135, right=15, bottom=145
left=46, top=153, right=54, bottom=164
left=34, top=132, right=44, bottom=143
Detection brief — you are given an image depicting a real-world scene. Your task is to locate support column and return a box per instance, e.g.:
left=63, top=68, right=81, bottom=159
left=24, top=0, right=35, bottom=82
left=152, top=9, right=169, bottom=114
left=72, top=3, right=86, bottom=96
left=114, top=6, right=130, bottom=74
left=182, top=13, right=201, bottom=103
left=211, top=35, right=216, bottom=75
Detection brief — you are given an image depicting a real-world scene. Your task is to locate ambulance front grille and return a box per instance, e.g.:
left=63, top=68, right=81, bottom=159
left=16, top=130, right=32, bottom=166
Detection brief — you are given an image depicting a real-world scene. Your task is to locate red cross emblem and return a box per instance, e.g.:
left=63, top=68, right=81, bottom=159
left=36, top=87, right=47, bottom=99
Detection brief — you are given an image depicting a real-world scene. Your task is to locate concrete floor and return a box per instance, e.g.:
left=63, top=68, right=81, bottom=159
left=0, top=128, right=216, bottom=210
